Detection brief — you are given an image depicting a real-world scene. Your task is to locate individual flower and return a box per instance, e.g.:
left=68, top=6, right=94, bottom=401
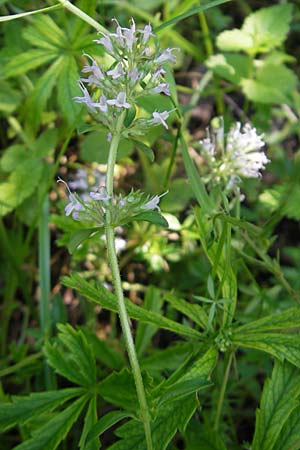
left=90, top=187, right=110, bottom=202
left=155, top=48, right=177, bottom=64
left=107, top=63, right=124, bottom=79
left=152, top=83, right=170, bottom=96
left=107, top=91, right=131, bottom=109
left=151, top=111, right=170, bottom=129
left=138, top=23, right=154, bottom=43
left=92, top=95, right=108, bottom=113
left=58, top=178, right=84, bottom=219
left=94, top=34, right=114, bottom=53
left=141, top=191, right=168, bottom=212
left=81, top=54, right=104, bottom=86
left=122, top=18, right=137, bottom=50
left=73, top=81, right=96, bottom=112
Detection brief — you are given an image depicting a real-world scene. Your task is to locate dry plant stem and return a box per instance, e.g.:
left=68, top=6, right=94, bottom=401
left=105, top=112, right=153, bottom=450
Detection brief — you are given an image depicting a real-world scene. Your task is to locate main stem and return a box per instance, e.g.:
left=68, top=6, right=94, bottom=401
left=105, top=112, right=153, bottom=450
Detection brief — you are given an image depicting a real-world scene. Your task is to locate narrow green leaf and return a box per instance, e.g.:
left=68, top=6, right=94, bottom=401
left=68, top=227, right=103, bottom=254
left=98, top=369, right=141, bottom=411
left=164, top=293, right=208, bottom=329
left=155, top=0, right=232, bottom=32
left=57, top=56, right=82, bottom=125
left=235, top=307, right=300, bottom=334
left=80, top=396, right=98, bottom=450
left=83, top=330, right=125, bottom=370
left=0, top=387, right=83, bottom=432
left=180, top=134, right=212, bottom=214
left=2, top=49, right=56, bottom=78
left=132, top=210, right=169, bottom=228
left=133, top=139, right=155, bottom=162
left=252, top=361, right=300, bottom=450
left=86, top=411, right=131, bottom=446
left=14, top=395, right=88, bottom=450
left=273, top=405, right=300, bottom=450
left=62, top=273, right=202, bottom=339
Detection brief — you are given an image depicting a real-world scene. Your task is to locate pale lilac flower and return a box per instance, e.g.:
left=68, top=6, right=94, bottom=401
left=200, top=129, right=216, bottom=156
left=107, top=63, right=124, bottom=79
left=81, top=54, right=104, bottom=86
left=73, top=81, right=96, bottom=112
left=155, top=48, right=177, bottom=64
left=138, top=23, right=154, bottom=43
left=143, top=47, right=151, bottom=56
left=119, top=199, right=126, bottom=206
left=142, top=192, right=168, bottom=212
left=69, top=169, right=88, bottom=191
left=111, top=18, right=124, bottom=45
left=153, top=67, right=166, bottom=80
left=65, top=193, right=83, bottom=217
left=152, top=83, right=170, bottom=96
left=94, top=35, right=114, bottom=53
left=128, top=68, right=139, bottom=82
left=107, top=132, right=112, bottom=142
left=151, top=111, right=170, bottom=129
left=92, top=95, right=108, bottom=113
left=107, top=91, right=131, bottom=109
left=90, top=187, right=110, bottom=202
left=122, top=18, right=137, bottom=51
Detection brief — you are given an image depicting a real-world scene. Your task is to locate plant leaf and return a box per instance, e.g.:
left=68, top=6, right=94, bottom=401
left=62, top=273, right=202, bottom=339
left=0, top=387, right=83, bottom=432
left=2, top=49, right=56, bottom=78
left=86, top=411, right=132, bottom=446
left=252, top=360, right=300, bottom=450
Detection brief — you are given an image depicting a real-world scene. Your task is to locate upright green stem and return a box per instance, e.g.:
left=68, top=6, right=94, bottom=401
left=214, top=351, right=233, bottom=431
left=105, top=112, right=153, bottom=450
left=57, top=0, right=107, bottom=33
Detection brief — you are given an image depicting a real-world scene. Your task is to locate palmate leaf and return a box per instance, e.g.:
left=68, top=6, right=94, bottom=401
left=62, top=273, right=202, bottom=340
left=252, top=361, right=300, bottom=450
left=0, top=387, right=83, bottom=433
left=57, top=55, right=82, bottom=125
left=44, top=324, right=96, bottom=387
left=79, top=396, right=98, bottom=450
left=23, top=14, right=68, bottom=49
left=2, top=50, right=56, bottom=78
left=235, top=307, right=300, bottom=334
left=13, top=395, right=88, bottom=450
left=108, top=396, right=197, bottom=450
left=164, top=293, right=208, bottom=329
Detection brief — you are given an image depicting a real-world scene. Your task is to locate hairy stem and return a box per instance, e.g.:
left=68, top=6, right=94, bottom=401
left=105, top=112, right=153, bottom=450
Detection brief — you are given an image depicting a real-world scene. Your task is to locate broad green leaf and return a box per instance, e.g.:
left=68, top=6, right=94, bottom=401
left=141, top=342, right=194, bottom=373
left=62, top=273, right=202, bottom=339
left=235, top=307, right=300, bottom=334
left=79, top=396, right=98, bottom=450
left=86, top=411, right=132, bottom=446
left=32, top=129, right=58, bottom=158
left=13, top=395, right=88, bottom=450
left=206, top=53, right=253, bottom=85
left=44, top=324, right=96, bottom=387
left=242, top=63, right=297, bottom=105
left=252, top=361, right=300, bottom=450
left=2, top=49, right=56, bottom=78
left=0, top=158, right=44, bottom=216
left=243, top=4, right=293, bottom=54
left=0, top=80, right=22, bottom=113
left=57, top=56, right=82, bottom=125
left=164, top=293, right=208, bottom=329
left=132, top=210, right=169, bottom=228
left=216, top=29, right=253, bottom=52
left=184, top=422, right=227, bottom=450
left=0, top=145, right=27, bottom=172
left=80, top=131, right=133, bottom=163
left=109, top=396, right=197, bottom=450
left=26, top=14, right=68, bottom=49
left=0, top=387, right=83, bottom=432
left=273, top=405, right=300, bottom=450
left=232, top=332, right=300, bottom=369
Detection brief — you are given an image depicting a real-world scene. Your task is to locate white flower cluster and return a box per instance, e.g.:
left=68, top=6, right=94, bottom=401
left=60, top=178, right=166, bottom=226
left=200, top=120, right=269, bottom=189
left=74, top=18, right=177, bottom=133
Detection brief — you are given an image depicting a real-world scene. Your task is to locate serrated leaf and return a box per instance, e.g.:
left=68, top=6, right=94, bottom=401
left=164, top=294, right=208, bottom=329
left=2, top=49, right=56, bottom=78
left=252, top=361, right=300, bottom=450
left=98, top=369, right=139, bottom=410
left=44, top=324, right=96, bottom=387
left=108, top=396, right=197, bottom=450
left=141, top=342, right=194, bottom=373
left=0, top=158, right=43, bottom=216
left=132, top=210, right=169, bottom=227
left=184, top=422, right=227, bottom=450
left=83, top=330, right=125, bottom=370
left=133, top=139, right=155, bottom=162
left=235, top=307, right=300, bottom=334
left=0, top=145, right=27, bottom=172
left=62, top=273, right=202, bottom=340
left=0, top=388, right=83, bottom=433
left=57, top=56, right=82, bottom=125
left=13, top=395, right=88, bottom=450
left=32, top=129, right=58, bottom=158
left=273, top=405, right=300, bottom=450
left=79, top=396, right=98, bottom=450
left=243, top=4, right=293, bottom=54
left=86, top=411, right=132, bottom=446
left=233, top=332, right=300, bottom=369
left=206, top=53, right=253, bottom=84
left=26, top=15, right=68, bottom=49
